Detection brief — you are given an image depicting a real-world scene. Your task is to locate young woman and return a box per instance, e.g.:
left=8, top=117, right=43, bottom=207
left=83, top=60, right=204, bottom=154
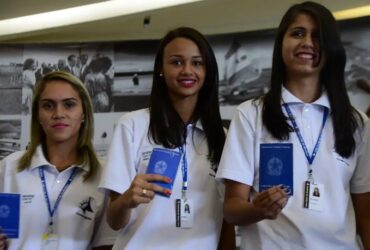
left=0, top=71, right=116, bottom=249
left=99, top=27, right=235, bottom=249
left=216, top=2, right=370, bottom=249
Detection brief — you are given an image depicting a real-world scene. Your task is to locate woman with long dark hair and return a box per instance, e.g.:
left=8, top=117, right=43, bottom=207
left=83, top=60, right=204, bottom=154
left=99, top=27, right=234, bottom=249
left=217, top=2, right=370, bottom=249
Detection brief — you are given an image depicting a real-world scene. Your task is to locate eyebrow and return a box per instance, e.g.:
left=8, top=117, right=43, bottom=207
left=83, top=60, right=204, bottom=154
left=288, top=26, right=306, bottom=30
left=39, top=97, right=79, bottom=102
left=169, top=55, right=203, bottom=59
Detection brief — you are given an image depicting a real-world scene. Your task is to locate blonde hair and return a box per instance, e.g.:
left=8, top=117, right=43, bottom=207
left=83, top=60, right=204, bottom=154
left=18, top=71, right=100, bottom=180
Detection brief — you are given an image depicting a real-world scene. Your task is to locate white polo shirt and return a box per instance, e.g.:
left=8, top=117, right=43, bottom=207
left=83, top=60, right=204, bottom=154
left=0, top=146, right=117, bottom=250
left=216, top=87, right=370, bottom=250
left=99, top=109, right=224, bottom=250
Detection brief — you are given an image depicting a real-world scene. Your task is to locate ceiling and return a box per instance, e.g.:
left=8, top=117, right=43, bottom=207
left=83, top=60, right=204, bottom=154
left=0, top=0, right=369, bottom=44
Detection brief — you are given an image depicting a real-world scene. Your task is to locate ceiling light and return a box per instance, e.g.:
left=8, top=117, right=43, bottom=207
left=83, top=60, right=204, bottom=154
left=0, top=0, right=202, bottom=37
left=333, top=5, right=370, bottom=20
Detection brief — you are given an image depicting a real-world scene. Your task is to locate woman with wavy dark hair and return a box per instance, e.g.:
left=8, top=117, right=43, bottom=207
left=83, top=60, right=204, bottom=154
left=99, top=27, right=234, bottom=249
left=217, top=2, right=370, bottom=249
left=0, top=71, right=116, bottom=250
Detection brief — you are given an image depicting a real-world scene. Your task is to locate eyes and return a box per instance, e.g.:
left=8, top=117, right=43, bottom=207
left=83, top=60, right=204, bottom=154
left=288, top=28, right=319, bottom=41
left=168, top=57, right=204, bottom=67
left=40, top=99, right=79, bottom=111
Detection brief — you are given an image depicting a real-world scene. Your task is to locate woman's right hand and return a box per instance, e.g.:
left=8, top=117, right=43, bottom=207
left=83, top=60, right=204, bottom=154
left=122, top=173, right=172, bottom=208
left=252, top=186, right=289, bottom=220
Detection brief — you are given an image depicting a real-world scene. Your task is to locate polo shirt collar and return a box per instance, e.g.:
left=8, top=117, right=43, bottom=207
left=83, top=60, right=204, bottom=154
left=281, top=86, right=331, bottom=111
left=29, top=145, right=89, bottom=172
left=190, top=119, right=204, bottom=132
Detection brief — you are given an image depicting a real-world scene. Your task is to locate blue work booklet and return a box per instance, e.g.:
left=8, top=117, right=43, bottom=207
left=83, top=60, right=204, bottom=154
left=259, top=143, right=293, bottom=195
left=146, top=148, right=182, bottom=196
left=0, top=193, right=20, bottom=238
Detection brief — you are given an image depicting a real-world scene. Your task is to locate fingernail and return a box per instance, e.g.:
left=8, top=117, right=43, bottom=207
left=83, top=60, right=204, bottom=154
left=166, top=178, right=172, bottom=183
left=165, top=189, right=172, bottom=195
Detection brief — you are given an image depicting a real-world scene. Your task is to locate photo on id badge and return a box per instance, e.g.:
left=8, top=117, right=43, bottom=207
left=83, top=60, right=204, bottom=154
left=304, top=181, right=324, bottom=212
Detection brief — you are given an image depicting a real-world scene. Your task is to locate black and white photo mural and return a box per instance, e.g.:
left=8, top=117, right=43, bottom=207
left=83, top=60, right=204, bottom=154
left=0, top=16, right=369, bottom=159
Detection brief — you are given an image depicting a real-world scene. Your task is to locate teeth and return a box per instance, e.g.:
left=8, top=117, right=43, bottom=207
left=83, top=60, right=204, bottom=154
left=181, top=80, right=194, bottom=84
left=297, top=53, right=313, bottom=59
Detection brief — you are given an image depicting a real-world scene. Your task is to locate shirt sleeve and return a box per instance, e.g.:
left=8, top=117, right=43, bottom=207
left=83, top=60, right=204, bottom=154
left=216, top=101, right=258, bottom=186
left=90, top=193, right=118, bottom=247
left=351, top=117, right=370, bottom=193
left=98, top=115, right=137, bottom=194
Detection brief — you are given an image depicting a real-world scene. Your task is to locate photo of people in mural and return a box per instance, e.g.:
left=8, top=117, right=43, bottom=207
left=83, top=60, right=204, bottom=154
left=0, top=119, right=21, bottom=160
left=0, top=45, right=23, bottom=115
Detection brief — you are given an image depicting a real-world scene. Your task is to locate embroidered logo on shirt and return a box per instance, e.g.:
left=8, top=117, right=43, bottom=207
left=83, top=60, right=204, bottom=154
left=76, top=197, right=95, bottom=220
left=209, top=163, right=217, bottom=177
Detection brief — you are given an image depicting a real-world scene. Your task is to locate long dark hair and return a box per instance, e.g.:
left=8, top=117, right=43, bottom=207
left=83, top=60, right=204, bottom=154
left=262, top=1, right=363, bottom=158
left=149, top=27, right=225, bottom=165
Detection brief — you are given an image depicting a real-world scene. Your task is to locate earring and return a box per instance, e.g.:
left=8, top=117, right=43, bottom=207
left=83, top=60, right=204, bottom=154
left=159, top=73, right=163, bottom=77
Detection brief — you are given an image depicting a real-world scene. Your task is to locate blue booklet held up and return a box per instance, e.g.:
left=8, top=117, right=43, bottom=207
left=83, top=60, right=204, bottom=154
left=0, top=193, right=20, bottom=238
left=146, top=148, right=182, bottom=196
left=259, top=143, right=293, bottom=195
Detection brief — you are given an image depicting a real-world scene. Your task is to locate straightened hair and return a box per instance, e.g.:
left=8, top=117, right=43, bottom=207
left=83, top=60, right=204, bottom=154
left=149, top=27, right=225, bottom=165
left=262, top=1, right=363, bottom=157
left=18, top=71, right=100, bottom=180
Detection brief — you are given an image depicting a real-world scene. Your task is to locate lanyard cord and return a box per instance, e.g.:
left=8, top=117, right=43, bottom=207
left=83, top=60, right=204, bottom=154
left=283, top=103, right=328, bottom=181
left=179, top=124, right=189, bottom=199
left=39, top=166, right=78, bottom=230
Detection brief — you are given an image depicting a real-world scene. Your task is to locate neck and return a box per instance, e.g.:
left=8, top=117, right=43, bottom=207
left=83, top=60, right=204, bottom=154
left=170, top=96, right=197, bottom=123
left=45, top=141, right=79, bottom=172
left=285, top=75, right=321, bottom=103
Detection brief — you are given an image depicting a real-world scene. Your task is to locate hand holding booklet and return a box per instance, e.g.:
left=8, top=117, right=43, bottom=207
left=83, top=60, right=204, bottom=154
left=0, top=193, right=20, bottom=238
left=146, top=148, right=182, bottom=197
left=259, top=143, right=293, bottom=195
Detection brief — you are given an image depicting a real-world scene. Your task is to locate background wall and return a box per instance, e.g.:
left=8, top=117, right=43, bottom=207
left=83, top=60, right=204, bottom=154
left=0, top=16, right=369, bottom=160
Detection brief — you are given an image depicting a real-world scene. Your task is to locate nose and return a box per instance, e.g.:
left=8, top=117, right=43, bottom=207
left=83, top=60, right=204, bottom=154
left=52, top=104, right=65, bottom=119
left=301, top=34, right=315, bottom=49
left=181, top=61, right=193, bottom=75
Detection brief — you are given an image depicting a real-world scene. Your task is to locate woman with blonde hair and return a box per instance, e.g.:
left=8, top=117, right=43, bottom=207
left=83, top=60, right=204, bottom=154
left=0, top=71, right=116, bottom=249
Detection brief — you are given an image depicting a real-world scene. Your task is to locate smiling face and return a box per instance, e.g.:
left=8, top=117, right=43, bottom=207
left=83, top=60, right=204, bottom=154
left=38, top=80, right=84, bottom=147
left=282, top=13, right=325, bottom=79
left=162, top=37, right=205, bottom=103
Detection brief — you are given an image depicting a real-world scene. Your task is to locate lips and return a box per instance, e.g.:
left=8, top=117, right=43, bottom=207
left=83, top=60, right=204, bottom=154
left=52, top=123, right=69, bottom=128
left=178, top=78, right=196, bottom=88
left=295, top=50, right=317, bottom=61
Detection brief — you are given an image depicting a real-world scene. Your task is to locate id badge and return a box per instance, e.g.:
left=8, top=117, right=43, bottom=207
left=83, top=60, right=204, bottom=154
left=41, top=233, right=59, bottom=250
left=303, top=181, right=324, bottom=212
left=175, top=198, right=194, bottom=228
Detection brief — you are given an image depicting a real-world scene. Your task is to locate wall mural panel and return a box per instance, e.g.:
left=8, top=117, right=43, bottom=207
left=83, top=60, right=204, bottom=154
left=0, top=16, right=369, bottom=160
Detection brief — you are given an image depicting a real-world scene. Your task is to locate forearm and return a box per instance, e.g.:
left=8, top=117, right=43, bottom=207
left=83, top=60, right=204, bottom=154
left=217, top=220, right=235, bottom=250
left=356, top=206, right=370, bottom=249
left=352, top=193, right=370, bottom=249
left=224, top=197, right=264, bottom=226
left=107, top=192, right=131, bottom=230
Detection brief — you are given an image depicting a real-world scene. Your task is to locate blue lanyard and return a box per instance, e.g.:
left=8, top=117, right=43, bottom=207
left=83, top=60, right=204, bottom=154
left=39, top=166, right=78, bottom=230
left=179, top=124, right=189, bottom=198
left=283, top=103, right=328, bottom=166
left=179, top=144, right=188, bottom=195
